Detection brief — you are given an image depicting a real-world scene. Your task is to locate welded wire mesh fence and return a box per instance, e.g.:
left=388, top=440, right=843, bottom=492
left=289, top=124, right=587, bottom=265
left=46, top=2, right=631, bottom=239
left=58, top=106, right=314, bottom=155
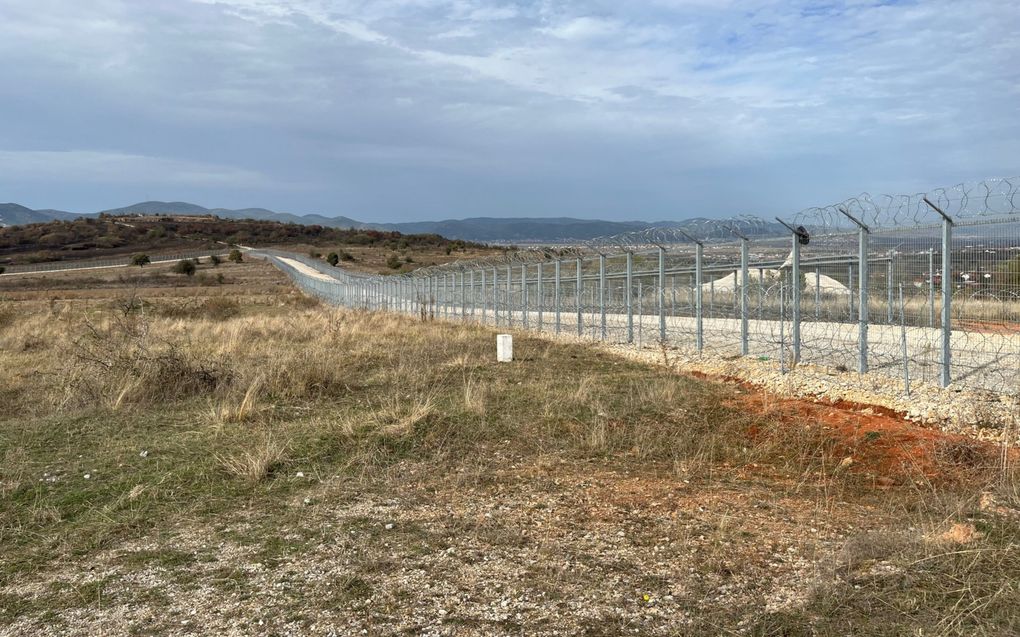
left=261, top=177, right=1020, bottom=397
left=1, top=249, right=232, bottom=274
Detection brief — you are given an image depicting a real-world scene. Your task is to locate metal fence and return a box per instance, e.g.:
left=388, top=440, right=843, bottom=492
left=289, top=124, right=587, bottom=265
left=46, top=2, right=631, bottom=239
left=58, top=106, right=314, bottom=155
left=261, top=177, right=1020, bottom=397
left=0, top=249, right=232, bottom=275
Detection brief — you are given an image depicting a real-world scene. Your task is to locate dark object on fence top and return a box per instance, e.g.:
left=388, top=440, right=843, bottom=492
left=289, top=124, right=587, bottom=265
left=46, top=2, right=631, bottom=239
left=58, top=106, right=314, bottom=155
left=774, top=217, right=811, bottom=245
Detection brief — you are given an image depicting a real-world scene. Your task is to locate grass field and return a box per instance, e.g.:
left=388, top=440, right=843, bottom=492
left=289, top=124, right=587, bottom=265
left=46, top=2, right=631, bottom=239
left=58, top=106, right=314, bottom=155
left=1, top=259, right=1019, bottom=635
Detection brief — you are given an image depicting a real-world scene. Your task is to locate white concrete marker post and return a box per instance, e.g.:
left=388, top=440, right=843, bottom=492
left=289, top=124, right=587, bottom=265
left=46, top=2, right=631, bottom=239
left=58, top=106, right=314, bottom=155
left=496, top=334, right=513, bottom=362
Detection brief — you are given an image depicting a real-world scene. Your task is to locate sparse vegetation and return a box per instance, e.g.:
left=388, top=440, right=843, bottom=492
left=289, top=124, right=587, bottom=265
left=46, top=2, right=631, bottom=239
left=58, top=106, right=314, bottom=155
left=228, top=248, right=243, bottom=263
left=209, top=254, right=222, bottom=266
left=386, top=253, right=403, bottom=269
left=0, top=266, right=1017, bottom=635
left=172, top=259, right=196, bottom=276
left=0, top=214, right=489, bottom=268
left=131, top=253, right=150, bottom=267
left=326, top=252, right=339, bottom=266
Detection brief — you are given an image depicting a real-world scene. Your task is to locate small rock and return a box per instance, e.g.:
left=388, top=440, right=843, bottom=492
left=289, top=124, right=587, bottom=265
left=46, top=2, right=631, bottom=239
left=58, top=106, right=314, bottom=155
left=295, top=471, right=305, bottom=478
left=83, top=473, right=91, bottom=480
left=385, top=523, right=394, bottom=530
left=139, top=450, right=148, bottom=458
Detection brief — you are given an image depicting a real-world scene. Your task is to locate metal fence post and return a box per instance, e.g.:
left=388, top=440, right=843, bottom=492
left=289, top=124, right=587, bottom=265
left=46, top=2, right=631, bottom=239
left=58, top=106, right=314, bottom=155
left=469, top=270, right=475, bottom=320
left=775, top=218, right=804, bottom=363
left=506, top=265, right=513, bottom=328
left=839, top=207, right=870, bottom=374
left=637, top=281, right=643, bottom=347
left=928, top=247, right=936, bottom=328
left=887, top=256, right=894, bottom=324
left=696, top=242, right=704, bottom=352
left=599, top=254, right=606, bottom=340
left=492, top=266, right=498, bottom=326
left=924, top=197, right=954, bottom=388
left=792, top=234, right=801, bottom=362
left=522, top=264, right=529, bottom=329
left=537, top=262, right=544, bottom=332
left=626, top=252, right=634, bottom=343
left=480, top=268, right=486, bottom=323
left=740, top=237, right=749, bottom=356
left=899, top=283, right=910, bottom=396
left=555, top=259, right=562, bottom=334
left=658, top=246, right=666, bottom=343
left=576, top=257, right=583, bottom=337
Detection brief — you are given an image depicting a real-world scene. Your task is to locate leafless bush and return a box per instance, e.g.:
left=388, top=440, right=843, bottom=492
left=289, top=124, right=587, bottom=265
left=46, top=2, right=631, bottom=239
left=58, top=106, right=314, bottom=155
left=62, top=313, right=232, bottom=408
left=155, top=297, right=241, bottom=321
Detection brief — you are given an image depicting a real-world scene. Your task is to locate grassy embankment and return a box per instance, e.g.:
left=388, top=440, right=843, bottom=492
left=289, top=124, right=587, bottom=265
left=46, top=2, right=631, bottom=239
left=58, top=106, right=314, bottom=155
left=0, top=258, right=1018, bottom=635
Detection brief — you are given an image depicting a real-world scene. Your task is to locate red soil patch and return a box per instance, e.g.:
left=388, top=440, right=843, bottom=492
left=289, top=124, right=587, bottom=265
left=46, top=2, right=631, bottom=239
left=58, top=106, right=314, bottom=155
left=956, top=319, right=1020, bottom=336
left=683, top=369, right=1006, bottom=487
left=731, top=392, right=1005, bottom=486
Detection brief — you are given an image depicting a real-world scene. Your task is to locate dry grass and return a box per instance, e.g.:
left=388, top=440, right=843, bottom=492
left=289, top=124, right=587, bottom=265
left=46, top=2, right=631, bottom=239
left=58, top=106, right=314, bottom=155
left=209, top=375, right=265, bottom=424
left=215, top=433, right=288, bottom=483
left=1, top=272, right=1018, bottom=635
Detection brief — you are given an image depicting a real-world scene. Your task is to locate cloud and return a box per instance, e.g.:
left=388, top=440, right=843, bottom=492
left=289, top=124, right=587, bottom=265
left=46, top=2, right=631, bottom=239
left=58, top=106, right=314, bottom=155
left=0, top=0, right=1016, bottom=219
left=0, top=150, right=268, bottom=188
left=539, top=16, right=622, bottom=40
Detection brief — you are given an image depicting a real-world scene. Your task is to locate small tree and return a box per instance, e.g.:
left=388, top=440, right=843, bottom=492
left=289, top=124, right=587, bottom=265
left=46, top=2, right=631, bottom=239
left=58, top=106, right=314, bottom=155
left=0, top=266, right=5, bottom=275
left=386, top=254, right=403, bottom=270
left=210, top=254, right=222, bottom=267
left=173, top=259, right=197, bottom=277
left=228, top=249, right=243, bottom=263
left=339, top=249, right=355, bottom=262
left=326, top=252, right=340, bottom=267
left=131, top=253, right=150, bottom=267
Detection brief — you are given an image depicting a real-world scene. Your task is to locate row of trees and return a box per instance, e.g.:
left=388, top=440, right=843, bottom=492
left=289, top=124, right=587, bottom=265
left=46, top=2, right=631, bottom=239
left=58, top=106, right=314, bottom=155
left=131, top=249, right=244, bottom=276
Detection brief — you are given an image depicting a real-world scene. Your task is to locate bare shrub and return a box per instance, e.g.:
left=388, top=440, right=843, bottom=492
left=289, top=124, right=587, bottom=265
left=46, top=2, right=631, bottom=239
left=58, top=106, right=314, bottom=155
left=156, top=297, right=240, bottom=321
left=63, top=313, right=231, bottom=408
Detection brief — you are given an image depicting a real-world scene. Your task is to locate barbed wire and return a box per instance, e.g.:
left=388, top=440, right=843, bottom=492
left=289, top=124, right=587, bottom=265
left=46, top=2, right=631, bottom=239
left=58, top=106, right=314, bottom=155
left=262, top=174, right=1020, bottom=401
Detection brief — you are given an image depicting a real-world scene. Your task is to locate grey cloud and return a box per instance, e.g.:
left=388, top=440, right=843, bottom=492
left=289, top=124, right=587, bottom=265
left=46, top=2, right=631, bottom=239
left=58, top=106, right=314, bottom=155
left=0, top=0, right=1017, bottom=219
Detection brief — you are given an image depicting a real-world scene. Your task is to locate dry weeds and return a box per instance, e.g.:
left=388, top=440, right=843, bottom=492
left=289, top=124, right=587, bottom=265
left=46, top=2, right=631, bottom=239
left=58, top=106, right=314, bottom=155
left=0, top=276, right=1018, bottom=636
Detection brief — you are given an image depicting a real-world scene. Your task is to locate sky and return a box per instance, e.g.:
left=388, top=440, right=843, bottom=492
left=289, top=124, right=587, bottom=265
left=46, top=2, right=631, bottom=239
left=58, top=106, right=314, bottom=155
left=0, top=0, right=1018, bottom=222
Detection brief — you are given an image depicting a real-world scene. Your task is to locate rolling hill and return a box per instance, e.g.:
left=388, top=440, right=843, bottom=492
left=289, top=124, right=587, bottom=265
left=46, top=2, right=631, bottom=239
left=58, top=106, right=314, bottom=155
left=1, top=200, right=789, bottom=242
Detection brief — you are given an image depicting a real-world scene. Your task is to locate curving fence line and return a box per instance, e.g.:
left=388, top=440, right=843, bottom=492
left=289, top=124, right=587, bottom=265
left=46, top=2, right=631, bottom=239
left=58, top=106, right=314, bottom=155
left=262, top=176, right=1020, bottom=398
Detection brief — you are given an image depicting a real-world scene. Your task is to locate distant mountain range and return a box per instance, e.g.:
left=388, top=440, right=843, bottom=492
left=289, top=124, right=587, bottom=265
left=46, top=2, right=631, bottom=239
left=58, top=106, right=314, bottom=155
left=0, top=203, right=78, bottom=226
left=1, top=200, right=786, bottom=243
